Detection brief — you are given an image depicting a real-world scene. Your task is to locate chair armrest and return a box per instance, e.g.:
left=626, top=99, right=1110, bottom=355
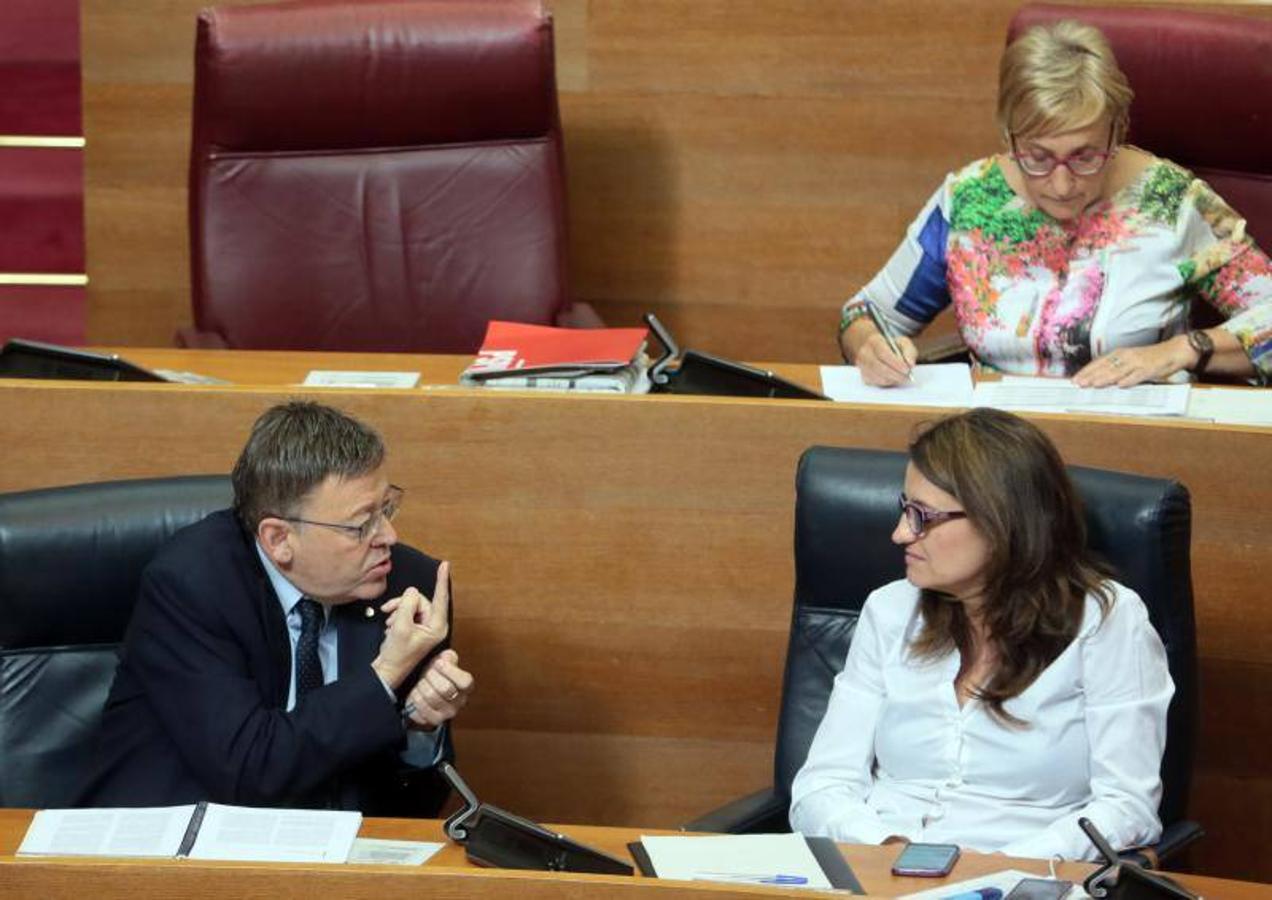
left=554, top=301, right=605, bottom=329
left=174, top=326, right=229, bottom=349
left=680, top=788, right=789, bottom=835
left=1121, top=820, right=1205, bottom=869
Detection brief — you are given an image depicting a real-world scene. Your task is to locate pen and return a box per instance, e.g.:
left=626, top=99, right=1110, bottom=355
left=939, top=889, right=1004, bottom=900
left=864, top=300, right=914, bottom=382
left=693, top=872, right=810, bottom=885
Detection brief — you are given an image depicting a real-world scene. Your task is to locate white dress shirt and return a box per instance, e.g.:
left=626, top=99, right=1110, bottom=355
left=789, top=578, right=1173, bottom=860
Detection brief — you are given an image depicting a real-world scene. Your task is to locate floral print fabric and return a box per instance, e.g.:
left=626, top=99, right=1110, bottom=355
left=842, top=155, right=1272, bottom=381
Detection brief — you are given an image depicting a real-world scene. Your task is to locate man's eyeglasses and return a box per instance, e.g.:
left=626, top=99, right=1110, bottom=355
left=278, top=485, right=404, bottom=543
left=1010, top=126, right=1115, bottom=178
left=898, top=493, right=966, bottom=538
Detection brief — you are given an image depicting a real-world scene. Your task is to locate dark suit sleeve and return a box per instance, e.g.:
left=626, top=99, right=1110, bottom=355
left=126, top=561, right=406, bottom=806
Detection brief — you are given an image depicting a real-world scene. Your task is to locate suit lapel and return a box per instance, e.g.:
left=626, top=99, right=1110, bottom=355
left=238, top=523, right=292, bottom=708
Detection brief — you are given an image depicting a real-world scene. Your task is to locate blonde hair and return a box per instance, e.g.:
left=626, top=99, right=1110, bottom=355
left=997, top=20, right=1133, bottom=145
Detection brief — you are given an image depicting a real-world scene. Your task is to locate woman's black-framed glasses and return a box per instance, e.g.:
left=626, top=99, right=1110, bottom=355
left=898, top=493, right=966, bottom=538
left=279, top=484, right=405, bottom=543
left=1010, top=125, right=1115, bottom=178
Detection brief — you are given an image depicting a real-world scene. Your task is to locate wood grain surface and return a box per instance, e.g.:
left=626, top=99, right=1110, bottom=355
left=2, top=808, right=1269, bottom=899
left=1, top=351, right=1269, bottom=880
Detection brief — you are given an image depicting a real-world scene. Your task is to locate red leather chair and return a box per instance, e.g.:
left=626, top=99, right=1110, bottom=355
left=183, top=0, right=599, bottom=353
left=1008, top=3, right=1272, bottom=248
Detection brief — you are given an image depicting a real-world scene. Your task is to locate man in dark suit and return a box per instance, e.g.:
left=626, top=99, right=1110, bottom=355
left=83, top=401, right=473, bottom=815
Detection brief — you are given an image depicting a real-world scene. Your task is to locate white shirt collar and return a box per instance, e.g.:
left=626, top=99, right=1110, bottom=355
left=254, top=540, right=325, bottom=621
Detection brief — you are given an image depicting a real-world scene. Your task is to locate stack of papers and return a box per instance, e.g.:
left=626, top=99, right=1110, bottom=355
left=820, top=366, right=1199, bottom=420
left=461, top=320, right=651, bottom=394
left=973, top=377, right=1190, bottom=417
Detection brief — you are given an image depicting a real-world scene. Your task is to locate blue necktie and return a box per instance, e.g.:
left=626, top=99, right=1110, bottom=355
left=295, top=598, right=325, bottom=701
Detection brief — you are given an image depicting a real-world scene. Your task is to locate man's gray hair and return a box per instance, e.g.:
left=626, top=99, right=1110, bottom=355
left=232, top=401, right=385, bottom=533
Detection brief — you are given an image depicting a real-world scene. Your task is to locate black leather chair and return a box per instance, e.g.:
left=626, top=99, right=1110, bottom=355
left=685, top=447, right=1201, bottom=866
left=0, top=476, right=232, bottom=808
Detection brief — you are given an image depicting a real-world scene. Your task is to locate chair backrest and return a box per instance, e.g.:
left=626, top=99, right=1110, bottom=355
left=188, top=0, right=570, bottom=353
left=773, top=447, right=1197, bottom=829
left=1007, top=3, right=1272, bottom=249
left=0, top=476, right=232, bottom=807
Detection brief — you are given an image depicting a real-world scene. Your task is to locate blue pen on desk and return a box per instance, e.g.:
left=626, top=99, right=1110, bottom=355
left=940, top=889, right=1004, bottom=900
left=864, top=300, right=914, bottom=383
left=694, top=872, right=810, bottom=885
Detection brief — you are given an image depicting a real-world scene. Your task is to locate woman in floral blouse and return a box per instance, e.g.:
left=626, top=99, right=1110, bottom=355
left=839, top=20, right=1272, bottom=387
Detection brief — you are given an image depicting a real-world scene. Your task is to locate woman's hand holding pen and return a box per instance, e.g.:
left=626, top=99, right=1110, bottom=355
left=843, top=318, right=918, bottom=386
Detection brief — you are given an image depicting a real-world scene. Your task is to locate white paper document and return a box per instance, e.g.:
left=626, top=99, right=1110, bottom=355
left=302, top=370, right=420, bottom=389
left=152, top=368, right=232, bottom=385
left=347, top=838, right=445, bottom=866
left=18, top=803, right=362, bottom=864
left=19, top=805, right=195, bottom=858
left=639, top=833, right=833, bottom=890
left=1186, top=386, right=1272, bottom=427
left=974, top=377, right=1190, bottom=417
left=820, top=364, right=975, bottom=408
left=897, top=867, right=1091, bottom=899
left=189, top=804, right=361, bottom=863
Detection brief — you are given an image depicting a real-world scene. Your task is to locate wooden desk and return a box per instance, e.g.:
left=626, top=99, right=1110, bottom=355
left=2, top=809, right=1267, bottom=899
left=0, top=349, right=1268, bottom=881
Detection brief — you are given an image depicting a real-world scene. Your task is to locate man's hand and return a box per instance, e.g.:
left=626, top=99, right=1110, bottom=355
left=371, top=561, right=450, bottom=690
left=404, top=649, right=474, bottom=730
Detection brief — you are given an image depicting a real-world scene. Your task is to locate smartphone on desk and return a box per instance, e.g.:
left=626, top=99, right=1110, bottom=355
left=890, top=842, right=960, bottom=877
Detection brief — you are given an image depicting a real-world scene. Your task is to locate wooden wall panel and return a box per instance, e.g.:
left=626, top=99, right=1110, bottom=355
left=562, top=90, right=992, bottom=359
left=578, top=2, right=1003, bottom=98
left=82, top=0, right=1272, bottom=358
left=0, top=360, right=1269, bottom=879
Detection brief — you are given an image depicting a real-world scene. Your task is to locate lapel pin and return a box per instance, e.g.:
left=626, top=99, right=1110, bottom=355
left=364, top=606, right=375, bottom=619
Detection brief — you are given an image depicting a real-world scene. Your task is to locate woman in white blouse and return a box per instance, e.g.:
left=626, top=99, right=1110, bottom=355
left=789, top=408, right=1173, bottom=861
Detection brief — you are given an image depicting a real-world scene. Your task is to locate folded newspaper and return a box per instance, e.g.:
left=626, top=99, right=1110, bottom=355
left=460, top=320, right=651, bottom=394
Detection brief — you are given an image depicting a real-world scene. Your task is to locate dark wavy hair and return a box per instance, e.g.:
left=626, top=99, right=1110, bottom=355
left=907, top=408, right=1111, bottom=725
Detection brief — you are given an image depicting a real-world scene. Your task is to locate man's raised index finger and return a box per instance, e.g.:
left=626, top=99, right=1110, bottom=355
left=428, top=561, right=451, bottom=623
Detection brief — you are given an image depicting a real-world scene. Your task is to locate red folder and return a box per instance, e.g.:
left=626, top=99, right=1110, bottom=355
left=464, top=321, right=648, bottom=378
